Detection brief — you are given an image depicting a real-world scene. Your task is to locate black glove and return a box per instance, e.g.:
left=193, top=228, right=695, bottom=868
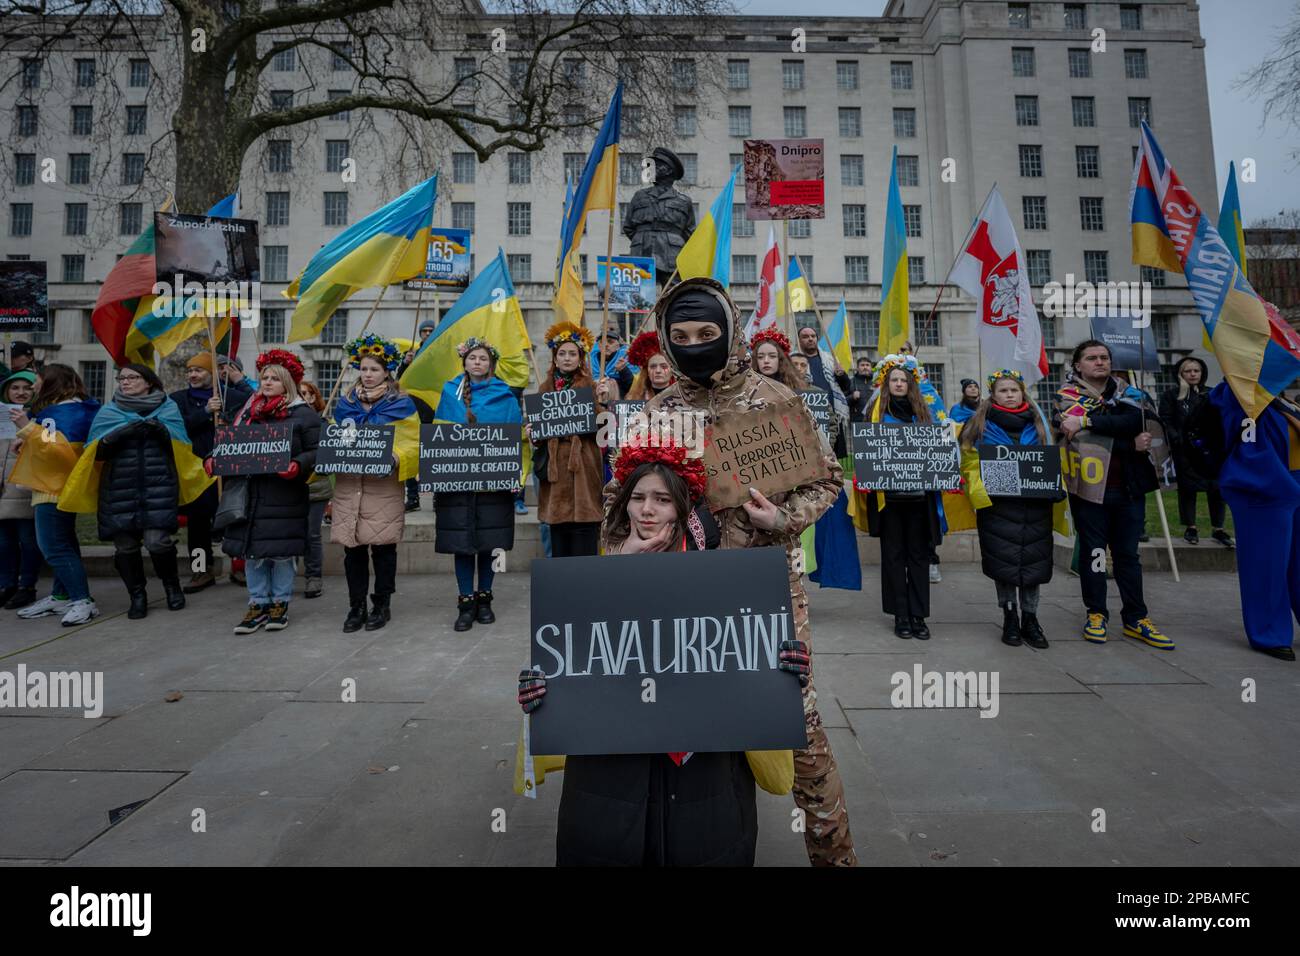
left=778, top=639, right=810, bottom=687
left=518, top=666, right=547, bottom=714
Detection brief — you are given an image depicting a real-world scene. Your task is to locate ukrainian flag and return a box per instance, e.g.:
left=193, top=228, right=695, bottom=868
left=286, top=175, right=437, bottom=342
left=676, top=163, right=740, bottom=288
left=402, top=248, right=533, bottom=411
left=553, top=85, right=622, bottom=325
left=820, top=297, right=853, bottom=374
left=879, top=146, right=910, bottom=355
left=786, top=255, right=815, bottom=316
left=1218, top=161, right=1247, bottom=272
left=553, top=175, right=583, bottom=310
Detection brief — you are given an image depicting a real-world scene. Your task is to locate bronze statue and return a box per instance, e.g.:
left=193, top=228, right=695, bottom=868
left=622, top=147, right=695, bottom=283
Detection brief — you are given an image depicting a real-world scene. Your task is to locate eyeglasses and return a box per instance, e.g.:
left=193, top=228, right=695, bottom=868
left=116, top=373, right=144, bottom=383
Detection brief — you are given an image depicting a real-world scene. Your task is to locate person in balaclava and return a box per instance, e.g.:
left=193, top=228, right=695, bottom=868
left=603, top=276, right=858, bottom=866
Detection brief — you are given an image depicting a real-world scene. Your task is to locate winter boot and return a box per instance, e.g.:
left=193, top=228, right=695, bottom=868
left=455, top=594, right=477, bottom=632
left=1001, top=604, right=1022, bottom=646
left=364, top=593, right=391, bottom=631
left=475, top=589, right=495, bottom=624
left=116, top=551, right=149, bottom=620
left=150, top=547, right=186, bottom=611
left=343, top=600, right=368, bottom=633
left=1021, top=610, right=1049, bottom=649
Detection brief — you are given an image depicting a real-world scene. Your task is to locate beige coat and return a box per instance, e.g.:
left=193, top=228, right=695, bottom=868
left=330, top=474, right=406, bottom=547
left=0, top=437, right=34, bottom=521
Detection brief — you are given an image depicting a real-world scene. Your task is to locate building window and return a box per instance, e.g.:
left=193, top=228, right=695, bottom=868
left=799, top=257, right=814, bottom=281
left=10, top=204, right=33, bottom=237
left=1023, top=196, right=1048, bottom=231
left=852, top=311, right=879, bottom=348
left=1040, top=313, right=1058, bottom=347
left=908, top=256, right=926, bottom=284
left=1072, top=96, right=1096, bottom=127
left=837, top=61, right=860, bottom=91
left=16, top=106, right=38, bottom=137
left=129, top=58, right=151, bottom=86
left=121, top=153, right=145, bottom=186
left=789, top=220, right=811, bottom=239
left=674, top=105, right=697, bottom=137
left=1025, top=249, right=1052, bottom=286
left=926, top=363, right=945, bottom=405
left=1015, top=95, right=1039, bottom=127
left=1035, top=363, right=1063, bottom=406
left=727, top=59, right=750, bottom=90
left=621, top=104, right=642, bottom=137
left=1012, top=47, right=1036, bottom=78
left=327, top=90, right=350, bottom=121
left=454, top=55, right=477, bottom=85
left=839, top=107, right=862, bottom=138
left=728, top=106, right=751, bottom=138
left=914, top=312, right=940, bottom=347
left=1153, top=313, right=1172, bottom=348
left=452, top=152, right=475, bottom=184
left=268, top=140, right=292, bottom=172
left=75, top=59, right=95, bottom=88
left=563, top=152, right=584, bottom=184
left=260, top=308, right=286, bottom=343
left=1140, top=265, right=1167, bottom=289
left=680, top=154, right=698, bottom=186
left=841, top=154, right=864, bottom=187
left=125, top=105, right=147, bottom=135
left=893, top=108, right=916, bottom=138
left=331, top=41, right=352, bottom=71
left=68, top=153, right=91, bottom=185
left=782, top=60, right=805, bottom=91
left=1076, top=145, right=1100, bottom=178
left=1080, top=197, right=1105, bottom=231
left=322, top=310, right=349, bottom=344
left=314, top=360, right=341, bottom=409
left=1125, top=48, right=1148, bottom=79
left=20, top=58, right=40, bottom=89
left=1064, top=3, right=1086, bottom=29
left=903, top=204, right=923, bottom=238
left=270, top=89, right=293, bottom=111
left=63, top=254, right=86, bottom=283
left=266, top=191, right=290, bottom=227
left=325, top=139, right=349, bottom=172
left=1019, top=144, right=1043, bottom=177
left=620, top=152, right=642, bottom=186
left=732, top=206, right=754, bottom=238
left=561, top=57, right=586, bottom=90
left=80, top=361, right=105, bottom=402
left=1084, top=250, right=1109, bottom=283
left=897, top=154, right=920, bottom=187
left=507, top=202, right=531, bottom=236
left=784, top=106, right=807, bottom=138
left=14, top=154, right=35, bottom=186
left=271, top=48, right=296, bottom=72
left=731, top=255, right=757, bottom=284
left=1068, top=48, right=1091, bottom=78
left=508, top=152, right=531, bottom=184
left=1128, top=97, right=1152, bottom=127
left=263, top=246, right=288, bottom=281
left=506, top=254, right=531, bottom=281
left=843, top=204, right=867, bottom=238
left=890, top=61, right=913, bottom=91
left=616, top=58, right=638, bottom=87
left=1008, top=3, right=1029, bottom=29
left=1120, top=4, right=1143, bottom=30
left=324, top=192, right=348, bottom=226
left=845, top=256, right=870, bottom=284
left=672, top=58, right=697, bottom=92
left=451, top=202, right=475, bottom=232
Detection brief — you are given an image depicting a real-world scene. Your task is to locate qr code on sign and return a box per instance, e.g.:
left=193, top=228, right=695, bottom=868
left=980, top=460, right=1021, bottom=496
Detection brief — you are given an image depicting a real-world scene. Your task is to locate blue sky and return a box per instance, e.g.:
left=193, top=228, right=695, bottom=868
left=732, top=0, right=1300, bottom=223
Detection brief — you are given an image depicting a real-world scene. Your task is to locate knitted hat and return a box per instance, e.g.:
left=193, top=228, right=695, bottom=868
left=186, top=352, right=215, bottom=373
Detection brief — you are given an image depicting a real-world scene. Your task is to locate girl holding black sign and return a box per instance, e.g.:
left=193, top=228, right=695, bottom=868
left=958, top=371, right=1062, bottom=648
left=433, top=338, right=522, bottom=631
left=332, top=335, right=421, bottom=632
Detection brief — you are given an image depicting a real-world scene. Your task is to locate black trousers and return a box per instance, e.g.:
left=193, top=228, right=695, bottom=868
left=183, top=484, right=219, bottom=565
left=549, top=522, right=601, bottom=557
left=343, top=543, right=398, bottom=604
left=1177, top=484, right=1226, bottom=528
left=879, top=498, right=931, bottom=618
left=1070, top=491, right=1148, bottom=626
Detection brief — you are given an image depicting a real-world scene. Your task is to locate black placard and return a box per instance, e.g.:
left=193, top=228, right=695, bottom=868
left=851, top=422, right=960, bottom=491
left=314, top=422, right=396, bottom=476
left=603, top=400, right=647, bottom=449
left=977, top=445, right=1064, bottom=498
left=1089, top=313, right=1158, bottom=371
left=529, top=548, right=807, bottom=756
left=798, top=389, right=832, bottom=437
left=524, top=387, right=597, bottom=440
left=0, top=260, right=48, bottom=333
left=211, top=422, right=292, bottom=476
left=419, top=422, right=522, bottom=492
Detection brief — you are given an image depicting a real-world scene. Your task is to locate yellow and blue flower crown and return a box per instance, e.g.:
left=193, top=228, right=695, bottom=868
left=344, top=332, right=403, bottom=371
left=986, top=368, right=1025, bottom=391
left=544, top=321, right=594, bottom=353
left=871, top=353, right=928, bottom=389
left=457, top=337, right=500, bottom=363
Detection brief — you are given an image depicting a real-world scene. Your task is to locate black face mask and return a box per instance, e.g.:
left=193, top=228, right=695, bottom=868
left=665, top=290, right=729, bottom=387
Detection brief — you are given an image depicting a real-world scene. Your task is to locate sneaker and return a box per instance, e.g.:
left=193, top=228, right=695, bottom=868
left=1083, top=612, right=1108, bottom=644
left=60, top=599, right=100, bottom=627
left=514, top=499, right=528, bottom=515
left=304, top=577, right=322, bottom=599
left=404, top=500, right=420, bottom=513
left=233, top=604, right=269, bottom=634
left=928, top=563, right=942, bottom=583
left=183, top=570, right=216, bottom=594
left=3, top=586, right=37, bottom=610
left=17, top=594, right=70, bottom=619
left=1183, top=526, right=1199, bottom=545
left=264, top=601, right=290, bottom=631
left=1123, top=618, right=1175, bottom=651
left=1211, top=529, right=1235, bottom=549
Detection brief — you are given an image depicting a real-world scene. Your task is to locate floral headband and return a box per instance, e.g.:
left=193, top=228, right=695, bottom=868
left=344, top=333, right=403, bottom=372
left=544, top=321, right=594, bottom=353
left=626, top=330, right=662, bottom=368
left=255, top=348, right=304, bottom=384
left=749, top=327, right=792, bottom=356
left=871, top=353, right=928, bottom=388
left=987, top=369, right=1026, bottom=391
left=613, top=436, right=709, bottom=504
left=457, top=337, right=499, bottom=363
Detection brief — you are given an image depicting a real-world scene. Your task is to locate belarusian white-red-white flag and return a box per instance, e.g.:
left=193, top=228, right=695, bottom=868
left=744, top=225, right=784, bottom=340
left=947, top=185, right=1048, bottom=385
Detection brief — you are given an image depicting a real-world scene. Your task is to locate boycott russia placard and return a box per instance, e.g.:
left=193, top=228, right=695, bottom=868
left=529, top=548, right=807, bottom=756
left=700, top=399, right=829, bottom=509
left=211, top=423, right=292, bottom=476
left=743, top=138, right=825, bottom=220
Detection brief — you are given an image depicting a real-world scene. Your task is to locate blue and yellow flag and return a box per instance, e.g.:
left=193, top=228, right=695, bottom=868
left=820, top=297, right=853, bottom=374
left=403, top=248, right=533, bottom=411
left=787, top=255, right=814, bottom=316
left=553, top=85, right=622, bottom=325
left=1218, top=161, right=1247, bottom=273
left=8, top=400, right=101, bottom=497
left=879, top=146, right=910, bottom=355
left=286, top=175, right=437, bottom=342
left=676, top=163, right=739, bottom=287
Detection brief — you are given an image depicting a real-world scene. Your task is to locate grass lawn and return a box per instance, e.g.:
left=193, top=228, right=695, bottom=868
left=1144, top=488, right=1233, bottom=539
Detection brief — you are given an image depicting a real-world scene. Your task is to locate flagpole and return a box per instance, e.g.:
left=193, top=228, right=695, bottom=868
left=326, top=285, right=389, bottom=410
left=922, top=184, right=999, bottom=366
left=781, top=219, right=791, bottom=341
left=1137, top=328, right=1180, bottom=582
left=598, top=212, right=616, bottom=390
left=204, top=316, right=224, bottom=498
left=407, top=283, right=427, bottom=359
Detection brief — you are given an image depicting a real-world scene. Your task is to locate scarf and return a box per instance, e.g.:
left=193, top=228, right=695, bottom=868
left=988, top=402, right=1035, bottom=440
left=553, top=371, right=577, bottom=391
left=962, top=395, right=980, bottom=410
left=244, top=392, right=291, bottom=423
left=187, top=385, right=214, bottom=405
left=112, top=387, right=165, bottom=415
left=887, top=394, right=915, bottom=422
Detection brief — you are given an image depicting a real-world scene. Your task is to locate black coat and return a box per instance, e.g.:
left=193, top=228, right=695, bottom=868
left=556, top=751, right=757, bottom=866
left=169, top=382, right=253, bottom=459
left=221, top=403, right=320, bottom=559
left=1158, top=383, right=1221, bottom=492
left=434, top=490, right=516, bottom=554
left=976, top=496, right=1055, bottom=587
left=95, top=414, right=180, bottom=539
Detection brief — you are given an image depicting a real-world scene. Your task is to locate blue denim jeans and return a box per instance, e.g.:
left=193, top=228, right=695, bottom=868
left=454, top=551, right=496, bottom=596
left=0, top=517, right=40, bottom=589
left=245, top=557, right=295, bottom=606
left=33, top=503, right=89, bottom=601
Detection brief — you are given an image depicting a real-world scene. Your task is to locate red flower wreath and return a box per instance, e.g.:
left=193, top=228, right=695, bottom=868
left=613, top=436, right=709, bottom=503
left=749, top=327, right=791, bottom=356
left=626, top=330, right=663, bottom=368
left=256, top=348, right=305, bottom=384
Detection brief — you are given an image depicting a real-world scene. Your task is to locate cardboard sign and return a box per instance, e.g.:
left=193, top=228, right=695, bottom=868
left=701, top=399, right=829, bottom=509
left=153, top=213, right=260, bottom=284
left=314, top=422, right=396, bottom=476
left=596, top=256, right=657, bottom=313
left=211, top=422, right=292, bottom=476
left=798, top=390, right=832, bottom=438
left=851, top=423, right=961, bottom=491
left=0, top=403, right=20, bottom=440
left=0, top=260, right=49, bottom=333
left=529, top=548, right=807, bottom=756
left=978, top=445, right=1063, bottom=498
left=1060, top=433, right=1112, bottom=504
left=743, top=138, right=826, bottom=220
left=1089, top=313, right=1158, bottom=371
left=406, top=228, right=472, bottom=290
left=419, top=422, right=521, bottom=492
left=524, top=387, right=597, bottom=441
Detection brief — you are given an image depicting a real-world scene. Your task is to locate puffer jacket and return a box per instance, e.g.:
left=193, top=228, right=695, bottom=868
left=332, top=473, right=405, bottom=546
left=0, top=437, right=34, bottom=521
left=1158, top=358, right=1221, bottom=493
left=94, top=408, right=180, bottom=539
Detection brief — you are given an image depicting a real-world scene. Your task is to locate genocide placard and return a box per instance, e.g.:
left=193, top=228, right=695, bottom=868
left=419, top=422, right=522, bottom=493
left=743, top=138, right=826, bottom=220
left=314, top=422, right=396, bottom=476
left=701, top=399, right=829, bottom=509
left=529, top=547, right=807, bottom=756
left=851, top=422, right=961, bottom=491
left=0, top=260, right=49, bottom=333
left=211, top=422, right=292, bottom=476
left=977, top=445, right=1064, bottom=498
left=524, top=387, right=597, bottom=441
